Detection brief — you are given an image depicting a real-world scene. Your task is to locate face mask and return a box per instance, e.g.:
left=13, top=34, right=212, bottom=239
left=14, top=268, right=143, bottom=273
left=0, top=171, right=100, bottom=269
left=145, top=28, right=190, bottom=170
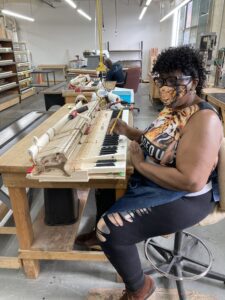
left=159, top=85, right=187, bottom=105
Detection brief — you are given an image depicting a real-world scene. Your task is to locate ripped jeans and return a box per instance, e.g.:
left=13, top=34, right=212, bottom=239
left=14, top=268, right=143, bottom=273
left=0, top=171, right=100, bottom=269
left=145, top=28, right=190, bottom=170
left=96, top=190, right=215, bottom=292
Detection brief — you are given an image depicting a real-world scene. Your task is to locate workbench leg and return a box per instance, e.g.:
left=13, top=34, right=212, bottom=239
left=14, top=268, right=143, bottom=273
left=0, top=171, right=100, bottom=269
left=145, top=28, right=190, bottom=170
left=22, top=260, right=40, bottom=279
left=8, top=187, right=40, bottom=278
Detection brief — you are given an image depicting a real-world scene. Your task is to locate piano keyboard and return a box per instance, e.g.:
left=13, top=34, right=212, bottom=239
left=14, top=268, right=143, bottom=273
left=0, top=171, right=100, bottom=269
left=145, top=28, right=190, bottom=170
left=67, top=109, right=129, bottom=176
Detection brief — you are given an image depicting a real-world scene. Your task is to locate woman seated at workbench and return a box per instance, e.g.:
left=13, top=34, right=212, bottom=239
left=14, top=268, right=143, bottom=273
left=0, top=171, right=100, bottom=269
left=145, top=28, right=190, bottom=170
left=104, top=58, right=125, bottom=87
left=95, top=46, right=223, bottom=299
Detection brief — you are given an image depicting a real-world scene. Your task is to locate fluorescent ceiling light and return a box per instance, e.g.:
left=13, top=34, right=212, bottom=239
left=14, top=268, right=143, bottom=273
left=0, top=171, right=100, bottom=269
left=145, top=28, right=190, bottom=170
left=146, top=0, right=152, bottom=6
left=139, top=6, right=147, bottom=20
left=77, top=9, right=92, bottom=21
left=1, top=9, right=35, bottom=22
left=160, top=0, right=190, bottom=22
left=64, top=0, right=77, bottom=9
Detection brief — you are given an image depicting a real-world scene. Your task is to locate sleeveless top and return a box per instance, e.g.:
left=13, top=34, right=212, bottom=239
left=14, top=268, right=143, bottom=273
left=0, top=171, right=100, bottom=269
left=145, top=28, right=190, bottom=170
left=140, top=102, right=219, bottom=166
left=106, top=102, right=220, bottom=214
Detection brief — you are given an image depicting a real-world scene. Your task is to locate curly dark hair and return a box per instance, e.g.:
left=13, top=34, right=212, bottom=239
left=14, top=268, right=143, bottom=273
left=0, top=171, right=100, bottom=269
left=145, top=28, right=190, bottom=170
left=152, top=46, right=206, bottom=96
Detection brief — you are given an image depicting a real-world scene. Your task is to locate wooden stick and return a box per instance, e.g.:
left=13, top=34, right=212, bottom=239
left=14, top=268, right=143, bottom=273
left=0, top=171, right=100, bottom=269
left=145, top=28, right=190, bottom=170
left=109, top=109, right=123, bottom=135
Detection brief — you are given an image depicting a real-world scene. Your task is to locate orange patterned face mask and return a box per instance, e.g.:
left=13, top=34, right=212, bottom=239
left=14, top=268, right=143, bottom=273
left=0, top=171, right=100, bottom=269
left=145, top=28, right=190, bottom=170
left=159, top=85, right=187, bottom=105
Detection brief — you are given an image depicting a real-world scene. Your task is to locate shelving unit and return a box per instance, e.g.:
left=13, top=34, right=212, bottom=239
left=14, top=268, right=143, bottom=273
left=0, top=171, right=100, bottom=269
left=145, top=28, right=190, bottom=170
left=0, top=39, right=20, bottom=112
left=13, top=42, right=36, bottom=100
left=107, top=41, right=143, bottom=76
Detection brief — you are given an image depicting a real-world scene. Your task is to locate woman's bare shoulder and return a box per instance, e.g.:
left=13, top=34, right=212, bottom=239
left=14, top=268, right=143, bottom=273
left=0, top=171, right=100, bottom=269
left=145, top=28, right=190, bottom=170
left=182, top=104, right=223, bottom=138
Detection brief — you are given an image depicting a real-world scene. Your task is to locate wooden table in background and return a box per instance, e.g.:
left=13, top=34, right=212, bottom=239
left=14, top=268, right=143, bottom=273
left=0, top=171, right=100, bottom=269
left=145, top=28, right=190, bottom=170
left=203, top=87, right=225, bottom=133
left=0, top=104, right=133, bottom=278
left=67, top=68, right=98, bottom=78
left=38, top=64, right=67, bottom=79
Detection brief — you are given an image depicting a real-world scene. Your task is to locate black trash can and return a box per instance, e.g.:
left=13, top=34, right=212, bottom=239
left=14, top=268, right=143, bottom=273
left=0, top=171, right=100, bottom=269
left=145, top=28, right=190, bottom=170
left=44, top=188, right=79, bottom=226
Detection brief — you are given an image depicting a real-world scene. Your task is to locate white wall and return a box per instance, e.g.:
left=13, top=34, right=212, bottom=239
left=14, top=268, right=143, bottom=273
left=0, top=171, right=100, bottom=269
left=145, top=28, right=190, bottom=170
left=8, top=0, right=173, bottom=79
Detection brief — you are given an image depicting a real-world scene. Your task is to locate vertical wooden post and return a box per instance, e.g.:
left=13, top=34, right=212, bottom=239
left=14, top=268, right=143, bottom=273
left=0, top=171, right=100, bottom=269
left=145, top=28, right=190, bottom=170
left=8, top=187, right=40, bottom=278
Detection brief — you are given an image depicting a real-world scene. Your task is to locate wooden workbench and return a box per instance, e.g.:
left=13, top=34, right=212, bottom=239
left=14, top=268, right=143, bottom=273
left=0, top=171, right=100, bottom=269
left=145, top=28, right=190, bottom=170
left=38, top=64, right=67, bottom=79
left=203, top=87, right=225, bottom=133
left=0, top=104, right=132, bottom=278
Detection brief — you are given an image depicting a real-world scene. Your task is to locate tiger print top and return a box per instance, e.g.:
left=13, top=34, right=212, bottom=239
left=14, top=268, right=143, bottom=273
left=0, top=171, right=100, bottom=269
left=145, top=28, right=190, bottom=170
left=140, top=102, right=218, bottom=166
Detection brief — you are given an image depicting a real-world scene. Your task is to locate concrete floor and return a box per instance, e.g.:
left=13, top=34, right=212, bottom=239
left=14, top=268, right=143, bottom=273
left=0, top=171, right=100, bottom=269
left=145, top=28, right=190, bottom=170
left=0, top=84, right=225, bottom=299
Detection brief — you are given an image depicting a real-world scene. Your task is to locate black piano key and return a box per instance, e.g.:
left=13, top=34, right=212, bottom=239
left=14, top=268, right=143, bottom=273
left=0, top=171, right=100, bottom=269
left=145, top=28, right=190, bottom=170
left=96, top=159, right=116, bottom=163
left=97, top=110, right=123, bottom=159
left=101, top=146, right=118, bottom=150
left=100, top=150, right=116, bottom=155
left=102, top=142, right=118, bottom=148
left=96, top=159, right=116, bottom=167
left=103, top=138, right=118, bottom=143
left=104, top=134, right=119, bottom=139
left=96, top=162, right=115, bottom=167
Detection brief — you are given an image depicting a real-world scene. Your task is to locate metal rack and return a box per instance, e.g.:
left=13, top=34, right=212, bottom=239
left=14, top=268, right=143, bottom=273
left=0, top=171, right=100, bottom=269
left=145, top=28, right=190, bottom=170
left=107, top=41, right=143, bottom=78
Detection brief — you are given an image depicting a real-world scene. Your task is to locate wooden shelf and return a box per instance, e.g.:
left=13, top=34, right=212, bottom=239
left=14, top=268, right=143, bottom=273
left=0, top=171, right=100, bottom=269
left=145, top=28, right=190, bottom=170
left=0, top=39, right=20, bottom=111
left=0, top=49, right=13, bottom=53
left=107, top=41, right=143, bottom=78
left=17, top=62, right=30, bottom=67
left=20, top=87, right=36, bottom=100
left=0, top=82, right=18, bottom=92
left=32, top=194, right=87, bottom=252
left=18, top=69, right=32, bottom=76
left=19, top=77, right=32, bottom=83
left=0, top=72, right=17, bottom=79
left=0, top=38, right=13, bottom=42
left=0, top=61, right=15, bottom=66
left=0, top=93, right=20, bottom=111
left=14, top=50, right=28, bottom=54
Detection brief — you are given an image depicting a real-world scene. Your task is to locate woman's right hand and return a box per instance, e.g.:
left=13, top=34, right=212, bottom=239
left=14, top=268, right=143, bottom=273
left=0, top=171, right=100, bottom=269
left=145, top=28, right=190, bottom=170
left=108, top=118, right=128, bottom=136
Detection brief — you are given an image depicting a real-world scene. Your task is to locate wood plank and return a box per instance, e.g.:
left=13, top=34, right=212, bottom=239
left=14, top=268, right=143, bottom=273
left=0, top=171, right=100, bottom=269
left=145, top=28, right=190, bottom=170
left=0, top=227, right=16, bottom=234
left=0, top=95, right=19, bottom=112
left=19, top=250, right=107, bottom=261
left=67, top=68, right=97, bottom=76
left=2, top=172, right=130, bottom=190
left=8, top=187, right=33, bottom=249
left=32, top=189, right=89, bottom=251
left=20, top=87, right=36, bottom=100
left=8, top=186, right=40, bottom=278
left=0, top=257, right=21, bottom=269
left=22, top=259, right=40, bottom=279
left=38, top=64, right=67, bottom=70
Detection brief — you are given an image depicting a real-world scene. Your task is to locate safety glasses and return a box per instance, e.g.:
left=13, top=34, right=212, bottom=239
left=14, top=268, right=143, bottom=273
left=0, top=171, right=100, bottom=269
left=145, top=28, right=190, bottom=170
left=153, top=76, right=192, bottom=88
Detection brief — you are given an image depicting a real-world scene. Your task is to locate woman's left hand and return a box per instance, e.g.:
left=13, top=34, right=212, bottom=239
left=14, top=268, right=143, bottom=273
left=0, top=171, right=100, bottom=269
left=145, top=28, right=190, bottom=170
left=130, top=141, right=144, bottom=168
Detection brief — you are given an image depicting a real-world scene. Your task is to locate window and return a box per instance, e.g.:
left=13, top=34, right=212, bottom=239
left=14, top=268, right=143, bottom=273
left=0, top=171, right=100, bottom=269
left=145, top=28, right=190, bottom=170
left=177, top=0, right=213, bottom=47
